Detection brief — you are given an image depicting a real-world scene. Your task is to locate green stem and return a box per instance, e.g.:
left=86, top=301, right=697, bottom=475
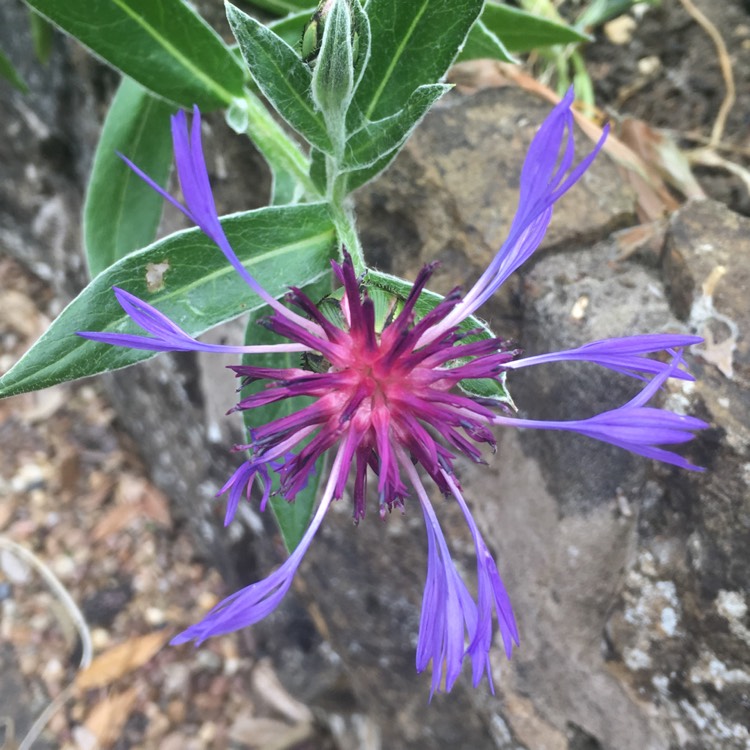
left=329, top=176, right=366, bottom=275
left=570, top=50, right=595, bottom=116
left=242, top=90, right=319, bottom=198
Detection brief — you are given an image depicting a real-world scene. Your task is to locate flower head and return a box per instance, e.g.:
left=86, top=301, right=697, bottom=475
left=80, top=91, right=706, bottom=695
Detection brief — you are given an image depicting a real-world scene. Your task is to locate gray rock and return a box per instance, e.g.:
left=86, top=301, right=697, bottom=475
left=355, top=86, right=636, bottom=331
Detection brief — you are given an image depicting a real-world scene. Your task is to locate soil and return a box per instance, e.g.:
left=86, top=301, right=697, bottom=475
left=587, top=0, right=750, bottom=215
left=0, top=258, right=334, bottom=749
left=1, top=0, right=748, bottom=748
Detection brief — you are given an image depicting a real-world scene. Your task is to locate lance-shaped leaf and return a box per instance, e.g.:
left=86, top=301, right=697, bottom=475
left=351, top=0, right=483, bottom=124
left=239, top=273, right=332, bottom=552
left=0, top=48, right=28, bottom=93
left=340, top=146, right=396, bottom=194
left=227, top=90, right=318, bottom=201
left=0, top=205, right=336, bottom=399
left=363, top=269, right=513, bottom=406
left=343, top=84, right=450, bottom=171
left=25, top=0, right=246, bottom=110
left=267, top=454, right=326, bottom=553
left=84, top=78, right=174, bottom=278
left=309, top=148, right=328, bottom=194
left=226, top=3, right=332, bottom=153
left=245, top=0, right=314, bottom=14
left=268, top=10, right=312, bottom=49
left=457, top=19, right=514, bottom=64
left=481, top=1, right=590, bottom=52
left=29, top=10, right=54, bottom=65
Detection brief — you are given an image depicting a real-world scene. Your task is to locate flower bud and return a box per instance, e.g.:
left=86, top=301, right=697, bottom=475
left=310, top=0, right=358, bottom=151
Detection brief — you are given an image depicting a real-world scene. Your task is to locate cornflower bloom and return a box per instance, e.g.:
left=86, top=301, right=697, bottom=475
left=81, top=90, right=707, bottom=695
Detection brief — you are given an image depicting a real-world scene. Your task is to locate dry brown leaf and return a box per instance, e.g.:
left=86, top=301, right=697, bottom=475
left=23, top=387, right=68, bottom=424
left=618, top=118, right=705, bottom=201
left=448, top=61, right=681, bottom=221
left=140, top=484, right=172, bottom=528
left=80, top=475, right=116, bottom=513
left=612, top=220, right=668, bottom=262
left=251, top=659, right=314, bottom=724
left=114, top=474, right=147, bottom=505
left=75, top=631, right=170, bottom=690
left=229, top=713, right=314, bottom=750
left=0, top=499, right=16, bottom=531
left=448, top=58, right=512, bottom=91
left=83, top=687, right=139, bottom=748
left=92, top=475, right=170, bottom=539
left=0, top=289, right=42, bottom=338
left=697, top=325, right=737, bottom=378
left=91, top=504, right=142, bottom=541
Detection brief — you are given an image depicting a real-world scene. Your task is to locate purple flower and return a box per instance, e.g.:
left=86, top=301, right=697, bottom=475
left=81, top=92, right=706, bottom=694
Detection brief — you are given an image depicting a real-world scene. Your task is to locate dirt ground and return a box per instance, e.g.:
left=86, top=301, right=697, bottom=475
left=0, top=257, right=329, bottom=749
left=588, top=0, right=750, bottom=215
left=1, top=0, right=749, bottom=748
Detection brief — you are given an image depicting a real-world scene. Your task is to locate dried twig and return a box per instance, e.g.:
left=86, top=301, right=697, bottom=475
left=679, top=0, right=735, bottom=147
left=0, top=536, right=93, bottom=750
left=0, top=716, right=17, bottom=750
left=666, top=131, right=750, bottom=159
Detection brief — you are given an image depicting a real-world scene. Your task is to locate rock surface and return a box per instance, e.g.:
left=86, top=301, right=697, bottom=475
left=2, top=3, right=748, bottom=748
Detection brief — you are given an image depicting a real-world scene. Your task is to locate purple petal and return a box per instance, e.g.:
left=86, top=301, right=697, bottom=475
left=172, top=444, right=346, bottom=645
left=119, top=107, right=322, bottom=334
left=77, top=331, right=186, bottom=352
left=431, top=89, right=608, bottom=338
left=117, top=151, right=190, bottom=222
left=447, top=472, right=518, bottom=686
left=494, top=352, right=708, bottom=470
left=79, top=286, right=312, bottom=355
left=113, top=287, right=189, bottom=340
left=219, top=459, right=274, bottom=525
left=507, top=334, right=704, bottom=380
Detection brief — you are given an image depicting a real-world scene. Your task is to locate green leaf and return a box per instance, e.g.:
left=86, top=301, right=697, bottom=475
left=226, top=2, right=332, bottom=153
left=482, top=2, right=590, bottom=52
left=29, top=10, right=54, bottom=65
left=25, top=0, right=246, bottom=110
left=351, top=0, right=483, bottom=123
left=270, top=169, right=301, bottom=205
left=457, top=19, right=515, bottom=63
left=240, top=90, right=319, bottom=199
left=340, top=146, right=396, bottom=194
left=84, top=78, right=174, bottom=278
left=240, top=273, right=332, bottom=552
left=0, top=205, right=337, bottom=399
left=576, top=0, right=648, bottom=30
left=0, top=48, right=29, bottom=93
left=309, top=148, right=327, bottom=194
left=343, top=84, right=449, bottom=171
left=268, top=456, right=326, bottom=552
left=363, top=269, right=513, bottom=405
left=225, top=92, right=317, bottom=202
left=268, top=10, right=312, bottom=49
left=245, top=0, right=314, bottom=14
